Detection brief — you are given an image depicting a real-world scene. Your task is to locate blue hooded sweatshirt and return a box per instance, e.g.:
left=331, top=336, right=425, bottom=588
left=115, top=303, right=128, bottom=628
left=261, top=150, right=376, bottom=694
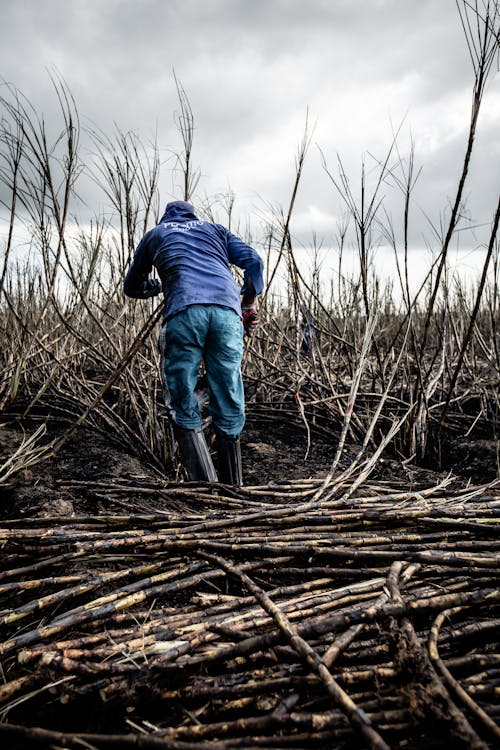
left=123, top=201, right=264, bottom=321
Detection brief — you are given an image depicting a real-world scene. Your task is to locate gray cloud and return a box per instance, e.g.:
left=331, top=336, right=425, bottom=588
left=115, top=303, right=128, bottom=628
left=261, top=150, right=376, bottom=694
left=0, top=0, right=498, bottom=252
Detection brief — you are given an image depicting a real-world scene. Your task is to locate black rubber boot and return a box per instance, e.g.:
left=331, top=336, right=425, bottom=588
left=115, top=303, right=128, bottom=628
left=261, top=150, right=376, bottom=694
left=173, top=424, right=218, bottom=482
left=216, top=431, right=243, bottom=486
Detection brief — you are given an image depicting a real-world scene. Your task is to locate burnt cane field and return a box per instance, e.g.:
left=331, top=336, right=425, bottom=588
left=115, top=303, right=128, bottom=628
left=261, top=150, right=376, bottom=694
left=0, top=4, right=499, bottom=749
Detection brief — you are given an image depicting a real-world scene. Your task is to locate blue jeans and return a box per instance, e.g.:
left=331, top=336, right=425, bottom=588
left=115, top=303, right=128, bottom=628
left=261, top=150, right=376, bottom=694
left=159, top=305, right=245, bottom=437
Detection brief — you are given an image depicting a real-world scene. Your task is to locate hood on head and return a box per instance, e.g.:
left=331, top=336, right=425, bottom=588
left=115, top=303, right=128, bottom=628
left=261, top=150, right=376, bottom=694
left=159, top=200, right=198, bottom=223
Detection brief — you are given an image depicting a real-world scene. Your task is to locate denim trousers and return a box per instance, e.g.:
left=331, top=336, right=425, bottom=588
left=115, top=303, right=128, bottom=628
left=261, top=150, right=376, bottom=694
left=159, top=305, right=245, bottom=437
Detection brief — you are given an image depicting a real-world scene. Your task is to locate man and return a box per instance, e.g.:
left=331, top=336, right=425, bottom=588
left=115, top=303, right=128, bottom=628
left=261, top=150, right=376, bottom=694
left=124, top=200, right=264, bottom=486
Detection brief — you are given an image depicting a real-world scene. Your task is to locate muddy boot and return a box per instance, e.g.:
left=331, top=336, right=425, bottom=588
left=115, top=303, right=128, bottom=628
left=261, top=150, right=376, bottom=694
left=216, top=431, right=243, bottom=486
left=173, top=424, right=218, bottom=482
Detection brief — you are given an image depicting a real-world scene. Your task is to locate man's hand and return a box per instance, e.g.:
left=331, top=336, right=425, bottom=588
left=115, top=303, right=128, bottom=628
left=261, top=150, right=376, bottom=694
left=242, top=305, right=260, bottom=336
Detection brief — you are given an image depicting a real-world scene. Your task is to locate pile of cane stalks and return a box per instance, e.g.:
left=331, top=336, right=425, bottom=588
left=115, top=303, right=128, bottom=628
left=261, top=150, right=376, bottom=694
left=0, top=471, right=498, bottom=750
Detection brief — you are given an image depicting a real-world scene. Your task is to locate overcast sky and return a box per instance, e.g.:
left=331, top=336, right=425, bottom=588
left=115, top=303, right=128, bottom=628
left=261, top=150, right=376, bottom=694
left=0, top=0, right=499, bottom=259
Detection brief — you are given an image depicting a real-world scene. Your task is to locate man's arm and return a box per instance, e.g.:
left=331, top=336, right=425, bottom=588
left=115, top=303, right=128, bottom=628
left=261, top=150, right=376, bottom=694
left=226, top=231, right=264, bottom=300
left=123, top=232, right=161, bottom=299
left=225, top=231, right=264, bottom=336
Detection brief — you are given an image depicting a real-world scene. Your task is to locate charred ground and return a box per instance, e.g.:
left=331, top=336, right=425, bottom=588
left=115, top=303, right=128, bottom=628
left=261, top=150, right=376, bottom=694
left=2, top=408, right=491, bottom=520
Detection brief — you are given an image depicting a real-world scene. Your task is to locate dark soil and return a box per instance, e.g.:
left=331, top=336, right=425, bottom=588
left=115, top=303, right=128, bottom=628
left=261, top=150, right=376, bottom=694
left=1, top=407, right=497, bottom=520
